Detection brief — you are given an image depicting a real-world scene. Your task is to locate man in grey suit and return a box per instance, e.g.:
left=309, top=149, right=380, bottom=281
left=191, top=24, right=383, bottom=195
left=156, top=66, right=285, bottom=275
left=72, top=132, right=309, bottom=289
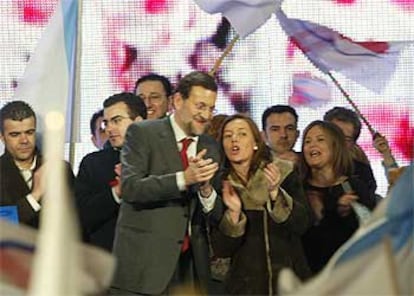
left=111, top=71, right=221, bottom=295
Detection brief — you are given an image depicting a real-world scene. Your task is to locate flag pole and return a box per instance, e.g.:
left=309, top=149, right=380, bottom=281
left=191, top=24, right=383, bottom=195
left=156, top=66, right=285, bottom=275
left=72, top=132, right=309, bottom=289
left=209, top=34, right=240, bottom=77
left=327, top=71, right=377, bottom=137
left=69, top=0, right=82, bottom=167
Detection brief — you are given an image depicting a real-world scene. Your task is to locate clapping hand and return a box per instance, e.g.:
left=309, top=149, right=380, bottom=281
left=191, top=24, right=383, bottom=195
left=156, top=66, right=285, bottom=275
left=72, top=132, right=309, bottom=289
left=263, top=162, right=281, bottom=200
left=113, top=163, right=122, bottom=197
left=31, top=164, right=46, bottom=202
left=222, top=180, right=242, bottom=223
left=184, top=149, right=219, bottom=187
left=337, top=193, right=358, bottom=217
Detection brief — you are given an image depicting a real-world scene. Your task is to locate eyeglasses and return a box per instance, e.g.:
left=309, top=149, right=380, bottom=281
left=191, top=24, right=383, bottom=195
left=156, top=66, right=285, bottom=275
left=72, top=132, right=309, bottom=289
left=192, top=101, right=217, bottom=115
left=101, top=115, right=132, bottom=129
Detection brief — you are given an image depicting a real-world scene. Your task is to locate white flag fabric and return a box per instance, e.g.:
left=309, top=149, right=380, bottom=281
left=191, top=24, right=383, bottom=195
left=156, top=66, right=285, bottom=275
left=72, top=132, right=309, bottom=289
left=28, top=112, right=80, bottom=295
left=279, top=164, right=414, bottom=295
left=193, top=0, right=280, bottom=38
left=0, top=220, right=115, bottom=295
left=12, top=0, right=79, bottom=142
left=276, top=9, right=413, bottom=94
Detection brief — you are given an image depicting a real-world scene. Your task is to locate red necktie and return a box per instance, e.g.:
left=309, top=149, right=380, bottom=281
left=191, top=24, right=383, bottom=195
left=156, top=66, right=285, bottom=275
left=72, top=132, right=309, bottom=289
left=180, top=138, right=192, bottom=169
left=180, top=138, right=192, bottom=252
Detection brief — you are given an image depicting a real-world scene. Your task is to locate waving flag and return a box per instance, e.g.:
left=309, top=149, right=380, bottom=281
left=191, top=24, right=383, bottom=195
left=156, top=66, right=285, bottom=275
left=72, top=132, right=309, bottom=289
left=289, top=72, right=331, bottom=108
left=12, top=0, right=80, bottom=142
left=193, top=0, right=279, bottom=38
left=276, top=9, right=412, bottom=93
left=279, top=164, right=414, bottom=295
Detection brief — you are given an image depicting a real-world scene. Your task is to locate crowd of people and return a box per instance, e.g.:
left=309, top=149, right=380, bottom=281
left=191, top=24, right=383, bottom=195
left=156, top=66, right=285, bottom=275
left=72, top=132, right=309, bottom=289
left=0, top=71, right=401, bottom=295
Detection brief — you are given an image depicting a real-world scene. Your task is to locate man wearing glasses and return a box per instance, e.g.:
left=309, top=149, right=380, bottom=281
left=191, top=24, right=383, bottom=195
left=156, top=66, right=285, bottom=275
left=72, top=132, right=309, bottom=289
left=134, top=73, right=173, bottom=120
left=75, top=92, right=147, bottom=251
left=111, top=71, right=221, bottom=295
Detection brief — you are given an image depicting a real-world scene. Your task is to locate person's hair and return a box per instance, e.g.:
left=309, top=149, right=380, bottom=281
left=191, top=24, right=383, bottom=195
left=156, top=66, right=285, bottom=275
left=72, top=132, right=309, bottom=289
left=89, top=109, right=104, bottom=135
left=218, top=114, right=271, bottom=182
left=175, top=71, right=218, bottom=100
left=323, top=106, right=361, bottom=141
left=103, top=92, right=147, bottom=120
left=206, top=114, right=229, bottom=141
left=133, top=73, right=173, bottom=97
left=0, top=100, right=36, bottom=133
left=299, top=120, right=353, bottom=181
left=261, top=105, right=299, bottom=131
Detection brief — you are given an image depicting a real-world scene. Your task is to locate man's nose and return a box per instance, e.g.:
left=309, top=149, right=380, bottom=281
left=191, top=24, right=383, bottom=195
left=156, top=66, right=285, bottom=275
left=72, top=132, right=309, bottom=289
left=143, top=97, right=153, bottom=107
left=200, top=108, right=213, bottom=119
left=19, top=134, right=29, bottom=143
left=105, top=122, right=115, bottom=133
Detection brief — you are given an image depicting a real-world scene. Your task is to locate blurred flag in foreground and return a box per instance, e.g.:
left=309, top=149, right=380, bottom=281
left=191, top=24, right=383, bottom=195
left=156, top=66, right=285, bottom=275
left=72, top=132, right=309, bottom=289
left=193, top=0, right=279, bottom=38
left=289, top=72, right=331, bottom=108
left=276, top=9, right=413, bottom=94
left=28, top=111, right=79, bottom=295
left=12, top=0, right=79, bottom=142
left=0, top=220, right=115, bottom=295
left=279, top=164, right=414, bottom=295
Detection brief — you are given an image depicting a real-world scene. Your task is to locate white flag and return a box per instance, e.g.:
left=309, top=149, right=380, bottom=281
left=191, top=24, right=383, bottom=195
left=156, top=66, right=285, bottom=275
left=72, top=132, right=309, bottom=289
left=193, top=0, right=280, bottom=38
left=12, top=0, right=79, bottom=142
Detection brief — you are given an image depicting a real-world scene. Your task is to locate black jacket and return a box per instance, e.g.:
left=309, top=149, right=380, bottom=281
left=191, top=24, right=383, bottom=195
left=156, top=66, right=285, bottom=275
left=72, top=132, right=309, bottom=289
left=75, top=146, right=120, bottom=251
left=0, top=149, right=74, bottom=228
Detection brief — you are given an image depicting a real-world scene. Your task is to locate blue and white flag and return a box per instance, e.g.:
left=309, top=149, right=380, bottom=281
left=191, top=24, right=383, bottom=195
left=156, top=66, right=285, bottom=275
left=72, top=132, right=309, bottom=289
left=12, top=0, right=79, bottom=142
left=276, top=8, right=413, bottom=94
left=279, top=164, right=414, bottom=295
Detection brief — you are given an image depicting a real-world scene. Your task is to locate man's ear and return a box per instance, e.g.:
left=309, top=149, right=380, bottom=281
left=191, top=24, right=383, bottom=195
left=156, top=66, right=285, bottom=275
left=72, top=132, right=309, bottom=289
left=260, top=130, right=267, bottom=143
left=172, top=92, right=183, bottom=111
left=167, top=95, right=174, bottom=113
left=295, top=129, right=300, bottom=141
left=91, top=135, right=97, bottom=146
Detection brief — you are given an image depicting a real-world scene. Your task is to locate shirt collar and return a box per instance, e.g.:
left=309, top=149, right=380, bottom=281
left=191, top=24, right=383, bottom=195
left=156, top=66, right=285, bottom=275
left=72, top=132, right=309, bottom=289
left=169, top=114, right=198, bottom=143
left=17, top=155, right=37, bottom=171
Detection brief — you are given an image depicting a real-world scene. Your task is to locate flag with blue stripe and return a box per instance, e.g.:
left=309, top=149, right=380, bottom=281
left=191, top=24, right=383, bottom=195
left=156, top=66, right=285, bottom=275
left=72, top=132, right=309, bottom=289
left=279, top=164, right=413, bottom=295
left=12, top=0, right=79, bottom=142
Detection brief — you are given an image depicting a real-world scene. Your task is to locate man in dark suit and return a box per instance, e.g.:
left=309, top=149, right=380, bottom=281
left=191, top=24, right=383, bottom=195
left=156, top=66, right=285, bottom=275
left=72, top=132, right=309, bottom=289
left=0, top=100, right=74, bottom=227
left=75, top=92, right=147, bottom=251
left=111, top=71, right=221, bottom=295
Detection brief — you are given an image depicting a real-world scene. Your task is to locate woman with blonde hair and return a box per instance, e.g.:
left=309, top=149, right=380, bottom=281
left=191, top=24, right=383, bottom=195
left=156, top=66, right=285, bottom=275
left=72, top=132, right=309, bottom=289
left=299, top=120, right=377, bottom=273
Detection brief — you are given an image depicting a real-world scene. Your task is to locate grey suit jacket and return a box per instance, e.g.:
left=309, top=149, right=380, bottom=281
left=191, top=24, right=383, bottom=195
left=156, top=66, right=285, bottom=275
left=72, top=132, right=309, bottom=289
left=111, top=117, right=221, bottom=295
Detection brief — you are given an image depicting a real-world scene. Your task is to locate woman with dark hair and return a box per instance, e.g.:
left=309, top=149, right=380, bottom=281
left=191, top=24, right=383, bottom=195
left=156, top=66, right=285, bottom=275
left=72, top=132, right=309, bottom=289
left=299, top=120, right=377, bottom=273
left=211, top=114, right=312, bottom=295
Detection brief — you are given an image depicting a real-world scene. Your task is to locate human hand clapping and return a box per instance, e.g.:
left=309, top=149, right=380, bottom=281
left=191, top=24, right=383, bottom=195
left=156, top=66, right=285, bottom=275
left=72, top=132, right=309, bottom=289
left=184, top=149, right=219, bottom=186
left=222, top=180, right=242, bottom=223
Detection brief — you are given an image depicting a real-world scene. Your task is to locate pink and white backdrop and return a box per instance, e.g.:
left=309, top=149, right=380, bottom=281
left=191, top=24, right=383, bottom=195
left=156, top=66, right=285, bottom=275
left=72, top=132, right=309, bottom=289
left=0, top=0, right=413, bottom=197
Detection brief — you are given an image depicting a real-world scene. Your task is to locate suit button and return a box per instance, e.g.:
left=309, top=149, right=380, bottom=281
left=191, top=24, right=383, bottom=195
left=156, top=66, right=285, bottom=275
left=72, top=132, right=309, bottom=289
left=183, top=214, right=189, bottom=218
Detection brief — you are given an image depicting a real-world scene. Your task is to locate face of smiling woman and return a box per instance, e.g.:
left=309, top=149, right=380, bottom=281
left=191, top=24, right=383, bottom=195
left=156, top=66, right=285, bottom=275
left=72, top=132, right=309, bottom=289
left=303, top=125, right=334, bottom=170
